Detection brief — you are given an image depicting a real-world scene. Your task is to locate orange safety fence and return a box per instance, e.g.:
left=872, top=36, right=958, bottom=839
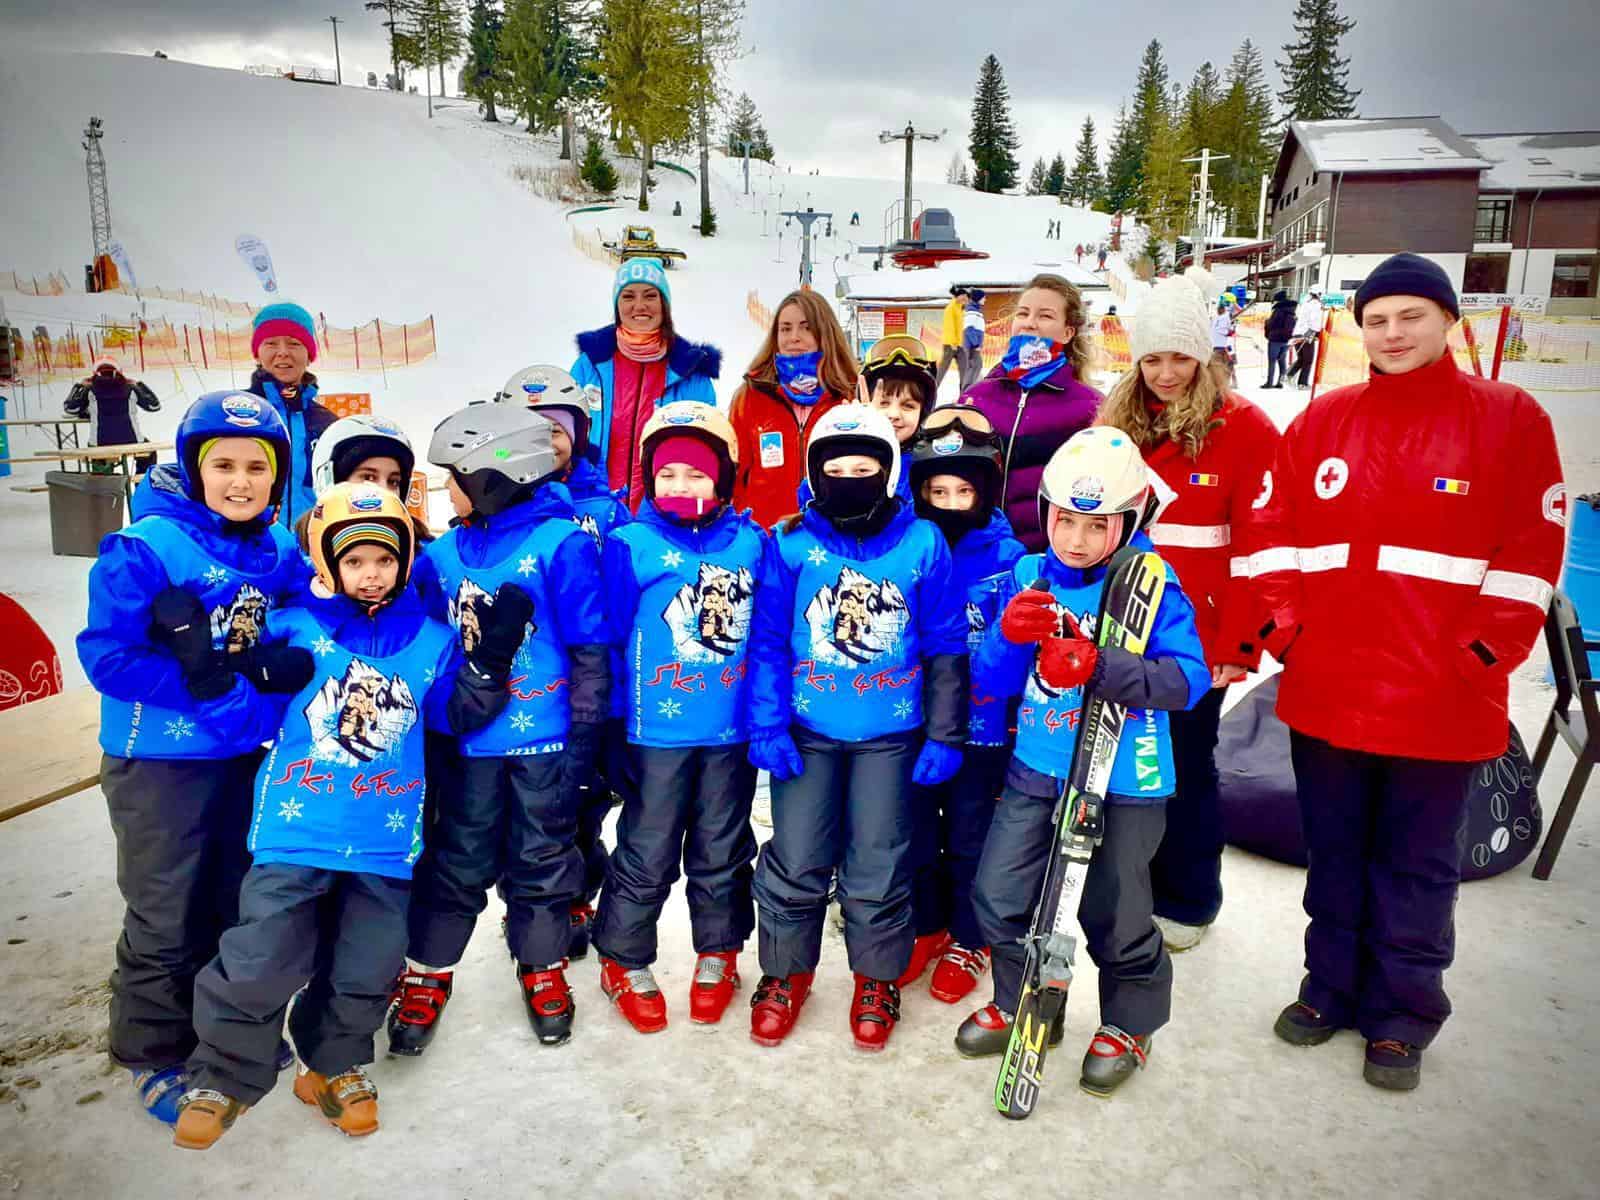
left=746, top=290, right=772, bottom=333
left=3, top=270, right=73, bottom=297
left=4, top=314, right=437, bottom=383
left=109, top=285, right=256, bottom=318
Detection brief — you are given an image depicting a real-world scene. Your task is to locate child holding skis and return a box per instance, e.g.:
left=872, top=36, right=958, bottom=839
left=746, top=406, right=969, bottom=1052
left=899, top=407, right=1025, bottom=1000
left=591, top=402, right=773, bottom=1032
left=961, top=427, right=1208, bottom=1097
left=387, top=404, right=608, bottom=1053
left=173, top=483, right=508, bottom=1148
left=497, top=364, right=633, bottom=957
left=77, top=391, right=308, bottom=1126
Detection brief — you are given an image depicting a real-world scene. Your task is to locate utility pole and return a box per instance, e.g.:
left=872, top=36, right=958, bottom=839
left=878, top=123, right=943, bottom=242
left=82, top=117, right=112, bottom=291
left=732, top=138, right=753, bottom=196
left=1255, top=173, right=1270, bottom=241
left=1181, top=147, right=1229, bottom=268
left=779, top=208, right=833, bottom=288
left=327, top=16, right=343, bottom=85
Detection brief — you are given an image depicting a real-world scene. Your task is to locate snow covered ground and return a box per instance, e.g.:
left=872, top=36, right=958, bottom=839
left=2, top=51, right=1599, bottom=1200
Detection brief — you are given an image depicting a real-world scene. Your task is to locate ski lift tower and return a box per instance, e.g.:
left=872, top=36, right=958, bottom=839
left=879, top=123, right=943, bottom=243
left=779, top=207, right=833, bottom=289
left=82, top=117, right=113, bottom=292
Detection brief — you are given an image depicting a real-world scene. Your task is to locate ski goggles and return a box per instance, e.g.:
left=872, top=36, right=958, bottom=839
left=863, top=335, right=935, bottom=374
left=919, top=404, right=1002, bottom=447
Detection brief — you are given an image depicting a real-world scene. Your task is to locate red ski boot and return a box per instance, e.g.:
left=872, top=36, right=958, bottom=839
left=386, top=969, right=453, bottom=1057
left=896, top=930, right=952, bottom=988
left=928, top=943, right=990, bottom=1004
left=688, top=952, right=740, bottom=1025
left=599, top=958, right=668, bottom=1034
left=567, top=902, right=596, bottom=961
left=1079, top=1025, right=1152, bottom=1097
left=749, top=973, right=813, bottom=1047
left=517, top=960, right=576, bottom=1046
left=850, top=975, right=901, bottom=1053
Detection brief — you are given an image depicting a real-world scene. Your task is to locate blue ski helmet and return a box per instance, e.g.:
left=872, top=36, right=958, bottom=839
left=175, top=390, right=292, bottom=506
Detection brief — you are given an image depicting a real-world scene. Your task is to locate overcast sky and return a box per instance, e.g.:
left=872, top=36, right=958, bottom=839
left=4, top=0, right=1594, bottom=181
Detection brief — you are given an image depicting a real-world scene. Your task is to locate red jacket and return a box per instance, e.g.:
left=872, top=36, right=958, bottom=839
left=608, top=354, right=669, bottom=509
left=1249, top=354, right=1565, bottom=762
left=729, top=377, right=845, bottom=529
left=1145, top=393, right=1281, bottom=669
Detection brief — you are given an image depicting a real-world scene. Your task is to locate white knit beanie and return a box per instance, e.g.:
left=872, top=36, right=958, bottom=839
left=1130, top=268, right=1220, bottom=364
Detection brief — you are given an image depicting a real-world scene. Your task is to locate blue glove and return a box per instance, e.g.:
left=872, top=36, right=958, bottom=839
left=912, top=740, right=963, bottom=786
left=749, top=729, right=804, bottom=782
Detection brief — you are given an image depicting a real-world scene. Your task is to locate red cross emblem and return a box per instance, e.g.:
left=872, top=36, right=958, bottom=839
left=1313, top=456, right=1349, bottom=501
left=1544, top=483, right=1568, bottom=527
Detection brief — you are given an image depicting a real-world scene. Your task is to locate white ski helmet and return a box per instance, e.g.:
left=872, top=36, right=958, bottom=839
left=311, top=414, right=415, bottom=497
left=427, top=402, right=560, bottom=517
left=805, top=403, right=902, bottom=498
left=495, top=365, right=590, bottom=459
left=1037, top=425, right=1163, bottom=554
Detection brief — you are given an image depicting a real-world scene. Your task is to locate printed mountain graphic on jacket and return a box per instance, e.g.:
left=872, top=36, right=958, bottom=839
left=804, top=566, right=909, bottom=666
left=303, top=658, right=420, bottom=766
left=663, top=563, right=755, bottom=661
left=211, top=583, right=269, bottom=653
left=448, top=577, right=534, bottom=659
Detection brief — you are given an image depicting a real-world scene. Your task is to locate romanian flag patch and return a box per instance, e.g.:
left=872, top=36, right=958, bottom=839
left=1189, top=473, right=1219, bottom=487
left=1433, top=477, right=1471, bottom=495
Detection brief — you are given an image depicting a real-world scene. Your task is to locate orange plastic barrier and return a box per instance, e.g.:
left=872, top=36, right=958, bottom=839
left=318, top=393, right=373, bottom=419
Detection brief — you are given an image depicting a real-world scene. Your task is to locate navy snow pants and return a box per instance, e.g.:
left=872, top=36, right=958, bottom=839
left=1266, top=340, right=1290, bottom=386
left=407, top=751, right=580, bottom=969
left=188, top=863, right=408, bottom=1104
left=591, top=743, right=758, bottom=967
left=1150, top=686, right=1228, bottom=926
left=575, top=718, right=637, bottom=905
left=102, top=751, right=261, bottom=1071
left=1290, top=731, right=1475, bottom=1047
left=753, top=727, right=919, bottom=982
left=973, top=760, right=1172, bottom=1036
left=909, top=744, right=1010, bottom=947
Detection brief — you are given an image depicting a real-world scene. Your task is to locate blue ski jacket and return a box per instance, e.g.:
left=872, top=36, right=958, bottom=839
left=977, top=534, right=1209, bottom=802
left=951, top=511, right=1027, bottom=747
left=604, top=501, right=776, bottom=748
left=565, top=457, right=632, bottom=545
left=79, top=464, right=306, bottom=759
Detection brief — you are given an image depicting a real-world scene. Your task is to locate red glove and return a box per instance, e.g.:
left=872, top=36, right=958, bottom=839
left=1037, top=609, right=1097, bottom=689
left=1000, top=587, right=1060, bottom=645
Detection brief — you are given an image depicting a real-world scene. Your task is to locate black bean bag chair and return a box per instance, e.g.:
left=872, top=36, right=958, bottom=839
left=1217, top=675, right=1543, bottom=881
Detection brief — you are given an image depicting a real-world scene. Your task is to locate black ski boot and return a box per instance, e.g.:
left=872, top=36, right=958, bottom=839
left=1363, top=1039, right=1422, bottom=1091
left=518, top=961, right=575, bottom=1047
left=567, top=902, right=596, bottom=961
left=1273, top=1000, right=1341, bottom=1047
left=954, top=1002, right=1065, bottom=1059
left=1079, top=1025, right=1151, bottom=1097
left=387, top=969, right=453, bottom=1057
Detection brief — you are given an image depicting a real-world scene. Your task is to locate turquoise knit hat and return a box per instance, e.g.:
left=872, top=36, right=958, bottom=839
left=612, top=258, right=671, bottom=313
left=251, top=301, right=318, bottom=363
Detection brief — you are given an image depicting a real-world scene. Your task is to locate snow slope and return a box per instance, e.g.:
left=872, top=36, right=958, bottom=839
left=1, top=51, right=1598, bottom=1200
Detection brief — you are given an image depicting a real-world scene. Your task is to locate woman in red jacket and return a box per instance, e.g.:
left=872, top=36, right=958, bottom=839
left=1096, top=270, right=1280, bottom=953
left=728, top=289, right=857, bottom=529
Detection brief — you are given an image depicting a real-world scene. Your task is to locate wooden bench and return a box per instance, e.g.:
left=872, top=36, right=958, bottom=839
left=0, top=687, right=103, bottom=824
left=9, top=484, right=49, bottom=494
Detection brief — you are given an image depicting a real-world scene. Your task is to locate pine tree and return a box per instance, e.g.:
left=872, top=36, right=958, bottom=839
left=750, top=122, right=774, bottom=162
left=967, top=54, right=1020, bottom=193
left=1066, top=115, right=1101, bottom=206
left=502, top=0, right=574, bottom=133
left=365, top=0, right=407, bottom=90
left=464, top=0, right=507, bottom=121
left=688, top=0, right=743, bottom=237
left=1140, top=84, right=1189, bottom=246
left=1104, top=102, right=1140, bottom=211
left=1025, top=157, right=1049, bottom=196
left=1044, top=152, right=1067, bottom=198
left=1214, top=37, right=1276, bottom=234
left=1181, top=62, right=1221, bottom=154
left=1127, top=39, right=1170, bottom=194
left=402, top=0, right=467, bottom=97
left=945, top=149, right=968, bottom=185
left=579, top=134, right=619, bottom=193
left=1277, top=0, right=1361, bottom=119
left=725, top=92, right=759, bottom=154
left=597, top=0, right=699, bottom=211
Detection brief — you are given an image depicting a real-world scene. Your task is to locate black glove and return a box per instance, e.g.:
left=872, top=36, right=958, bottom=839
left=149, top=587, right=231, bottom=701
left=235, top=643, right=316, bottom=694
left=469, top=583, right=535, bottom=681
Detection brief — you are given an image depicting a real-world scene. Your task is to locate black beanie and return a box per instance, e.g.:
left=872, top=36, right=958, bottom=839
left=1354, top=253, right=1460, bottom=323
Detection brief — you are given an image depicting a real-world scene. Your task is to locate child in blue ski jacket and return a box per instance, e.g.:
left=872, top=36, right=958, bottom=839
left=591, top=402, right=777, bottom=1034
left=897, top=406, right=1026, bottom=1004
left=173, top=483, right=508, bottom=1150
left=496, top=364, right=633, bottom=954
left=77, top=391, right=310, bottom=1127
left=961, top=426, right=1208, bottom=1098
left=388, top=403, right=608, bottom=1054
left=746, top=405, right=969, bottom=1053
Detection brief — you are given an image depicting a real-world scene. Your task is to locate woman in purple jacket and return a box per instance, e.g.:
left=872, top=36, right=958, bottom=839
left=958, top=274, right=1101, bottom=551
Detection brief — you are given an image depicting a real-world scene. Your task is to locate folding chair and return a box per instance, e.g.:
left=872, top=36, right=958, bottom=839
left=1531, top=589, right=1600, bottom=880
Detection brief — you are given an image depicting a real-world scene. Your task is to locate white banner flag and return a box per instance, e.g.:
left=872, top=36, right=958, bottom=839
left=234, top=234, right=279, bottom=294
left=106, top=240, right=139, bottom=288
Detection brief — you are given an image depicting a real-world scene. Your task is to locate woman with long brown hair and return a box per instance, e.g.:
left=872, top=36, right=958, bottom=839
left=1096, top=270, right=1280, bottom=953
left=957, top=274, right=1102, bottom=551
left=728, top=289, right=858, bottom=529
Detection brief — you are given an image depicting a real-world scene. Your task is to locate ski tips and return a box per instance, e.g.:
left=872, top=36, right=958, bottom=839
left=1028, top=577, right=1051, bottom=592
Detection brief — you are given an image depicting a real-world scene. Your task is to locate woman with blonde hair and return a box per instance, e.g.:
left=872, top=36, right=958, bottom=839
left=728, top=289, right=858, bottom=528
left=958, top=273, right=1101, bottom=551
left=1097, top=269, right=1280, bottom=953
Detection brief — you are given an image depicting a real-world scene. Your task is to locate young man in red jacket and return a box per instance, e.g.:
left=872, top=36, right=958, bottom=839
left=1249, top=253, right=1565, bottom=1091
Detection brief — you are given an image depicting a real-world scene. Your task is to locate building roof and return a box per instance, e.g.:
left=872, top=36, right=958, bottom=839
left=1462, top=131, right=1600, bottom=191
left=837, top=259, right=1107, bottom=304
left=1270, top=117, right=1491, bottom=197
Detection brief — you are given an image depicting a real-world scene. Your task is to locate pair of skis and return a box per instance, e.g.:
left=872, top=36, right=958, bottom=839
left=994, top=547, right=1168, bottom=1120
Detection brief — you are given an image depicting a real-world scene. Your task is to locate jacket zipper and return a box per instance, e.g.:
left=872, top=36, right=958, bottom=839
left=626, top=366, right=648, bottom=497
left=1001, top=390, right=1030, bottom=511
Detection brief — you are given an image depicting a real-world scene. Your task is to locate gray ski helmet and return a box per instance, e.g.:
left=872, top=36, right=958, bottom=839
left=427, top=402, right=560, bottom=516
left=495, top=364, right=589, bottom=460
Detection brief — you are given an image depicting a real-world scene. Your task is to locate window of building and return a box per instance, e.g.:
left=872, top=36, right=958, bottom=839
left=1474, top=196, right=1512, bottom=243
left=1552, top=254, right=1598, bottom=299
left=1464, top=253, right=1511, bottom=293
